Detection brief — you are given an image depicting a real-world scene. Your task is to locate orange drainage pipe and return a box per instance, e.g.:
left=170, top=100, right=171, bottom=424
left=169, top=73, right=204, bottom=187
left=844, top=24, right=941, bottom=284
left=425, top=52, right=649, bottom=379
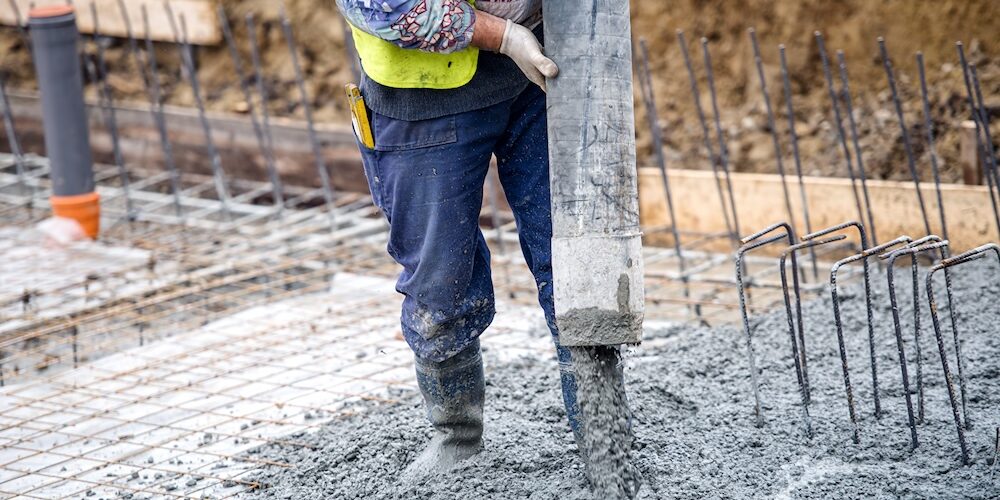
left=29, top=6, right=100, bottom=239
left=50, top=192, right=101, bottom=239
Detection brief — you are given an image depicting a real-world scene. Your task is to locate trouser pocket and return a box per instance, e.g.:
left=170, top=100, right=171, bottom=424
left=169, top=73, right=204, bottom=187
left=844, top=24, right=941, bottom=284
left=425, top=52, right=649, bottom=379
left=371, top=112, right=458, bottom=152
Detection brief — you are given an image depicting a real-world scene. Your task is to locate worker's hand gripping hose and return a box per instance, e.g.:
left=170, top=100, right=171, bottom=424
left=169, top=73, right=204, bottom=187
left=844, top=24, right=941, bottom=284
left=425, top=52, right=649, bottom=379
left=499, top=19, right=558, bottom=91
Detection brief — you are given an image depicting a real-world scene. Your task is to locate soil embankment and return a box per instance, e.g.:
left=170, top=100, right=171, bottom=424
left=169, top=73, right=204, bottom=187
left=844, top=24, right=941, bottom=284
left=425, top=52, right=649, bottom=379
left=1, top=1, right=996, bottom=184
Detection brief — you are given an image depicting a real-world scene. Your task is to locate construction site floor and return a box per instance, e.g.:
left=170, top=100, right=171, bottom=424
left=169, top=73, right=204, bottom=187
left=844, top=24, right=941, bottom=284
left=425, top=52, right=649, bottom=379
left=2, top=153, right=996, bottom=498
left=241, top=261, right=1000, bottom=499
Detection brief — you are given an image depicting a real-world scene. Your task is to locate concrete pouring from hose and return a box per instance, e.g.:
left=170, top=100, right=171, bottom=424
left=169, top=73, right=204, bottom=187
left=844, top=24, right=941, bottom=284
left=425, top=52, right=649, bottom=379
left=545, top=1, right=644, bottom=497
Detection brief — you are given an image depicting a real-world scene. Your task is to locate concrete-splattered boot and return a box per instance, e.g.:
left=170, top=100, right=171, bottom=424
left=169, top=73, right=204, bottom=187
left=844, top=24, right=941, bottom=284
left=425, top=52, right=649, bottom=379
left=401, top=340, right=485, bottom=482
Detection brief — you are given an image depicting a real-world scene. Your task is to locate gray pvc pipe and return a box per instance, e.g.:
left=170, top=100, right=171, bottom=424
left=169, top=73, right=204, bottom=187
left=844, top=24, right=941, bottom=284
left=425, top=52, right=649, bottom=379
left=30, top=8, right=95, bottom=197
left=545, top=0, right=645, bottom=346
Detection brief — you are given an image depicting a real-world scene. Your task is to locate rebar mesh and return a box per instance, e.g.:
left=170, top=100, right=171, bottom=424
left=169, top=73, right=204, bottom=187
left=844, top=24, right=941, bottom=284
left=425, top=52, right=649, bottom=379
left=0, top=153, right=818, bottom=497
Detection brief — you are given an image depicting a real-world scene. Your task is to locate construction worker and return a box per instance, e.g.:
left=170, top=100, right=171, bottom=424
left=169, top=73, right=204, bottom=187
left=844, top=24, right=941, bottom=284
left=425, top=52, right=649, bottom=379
left=336, top=0, right=586, bottom=479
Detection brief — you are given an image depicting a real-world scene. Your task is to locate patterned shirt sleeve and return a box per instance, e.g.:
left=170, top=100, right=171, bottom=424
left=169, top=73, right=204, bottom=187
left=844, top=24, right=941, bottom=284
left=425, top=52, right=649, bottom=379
left=336, top=0, right=476, bottom=54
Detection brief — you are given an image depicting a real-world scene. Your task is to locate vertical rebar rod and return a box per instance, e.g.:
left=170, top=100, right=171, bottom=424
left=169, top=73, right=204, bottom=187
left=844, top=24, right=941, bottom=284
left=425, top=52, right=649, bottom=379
left=828, top=258, right=860, bottom=445
left=779, top=45, right=818, bottom=281
left=892, top=248, right=919, bottom=449
left=114, top=0, right=148, bottom=91
left=906, top=235, right=962, bottom=424
left=139, top=5, right=184, bottom=218
left=218, top=5, right=284, bottom=213
left=956, top=43, right=1000, bottom=238
left=279, top=5, right=337, bottom=229
left=676, top=31, right=736, bottom=245
left=736, top=231, right=789, bottom=428
left=164, top=5, right=232, bottom=219
left=908, top=247, right=925, bottom=424
left=779, top=237, right=845, bottom=432
left=815, top=32, right=867, bottom=233
left=927, top=264, right=971, bottom=465
left=71, top=326, right=78, bottom=368
left=638, top=38, right=694, bottom=318
left=7, top=0, right=33, bottom=57
left=735, top=223, right=799, bottom=426
left=844, top=236, right=914, bottom=417
left=835, top=51, right=878, bottom=246
left=914, top=58, right=971, bottom=427
left=700, top=37, right=742, bottom=244
left=878, top=37, right=932, bottom=236
left=804, top=221, right=880, bottom=421
left=971, top=63, right=1000, bottom=238
left=243, top=14, right=281, bottom=207
left=749, top=30, right=797, bottom=250
left=915, top=53, right=949, bottom=242
left=0, top=72, right=31, bottom=201
left=929, top=243, right=1000, bottom=463
left=883, top=242, right=952, bottom=450
left=89, top=2, right=135, bottom=221
left=779, top=233, right=846, bottom=406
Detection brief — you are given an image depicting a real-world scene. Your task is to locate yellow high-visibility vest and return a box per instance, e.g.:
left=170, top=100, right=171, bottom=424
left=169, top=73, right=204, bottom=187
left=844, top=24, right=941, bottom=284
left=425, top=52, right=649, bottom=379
left=347, top=1, right=479, bottom=89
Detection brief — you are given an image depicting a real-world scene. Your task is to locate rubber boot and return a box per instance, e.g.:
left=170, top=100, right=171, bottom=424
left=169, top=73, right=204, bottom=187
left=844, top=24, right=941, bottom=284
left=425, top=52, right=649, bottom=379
left=401, top=340, right=485, bottom=482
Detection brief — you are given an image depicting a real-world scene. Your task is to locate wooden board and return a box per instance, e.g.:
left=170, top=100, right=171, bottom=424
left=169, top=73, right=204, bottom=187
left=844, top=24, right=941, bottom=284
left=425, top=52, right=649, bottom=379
left=1, top=91, right=367, bottom=194
left=0, top=0, right=219, bottom=45
left=639, top=167, right=999, bottom=254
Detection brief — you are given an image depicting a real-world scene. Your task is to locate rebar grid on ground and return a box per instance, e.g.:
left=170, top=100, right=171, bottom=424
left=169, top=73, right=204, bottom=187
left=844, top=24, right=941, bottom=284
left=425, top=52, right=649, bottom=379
left=0, top=155, right=793, bottom=374
left=0, top=147, right=819, bottom=497
left=0, top=291, right=411, bottom=498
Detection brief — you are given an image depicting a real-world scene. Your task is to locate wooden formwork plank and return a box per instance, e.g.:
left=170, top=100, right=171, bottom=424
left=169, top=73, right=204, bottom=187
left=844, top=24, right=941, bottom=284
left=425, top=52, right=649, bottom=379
left=2, top=91, right=367, bottom=194
left=0, top=0, right=219, bottom=45
left=639, top=167, right=998, bottom=253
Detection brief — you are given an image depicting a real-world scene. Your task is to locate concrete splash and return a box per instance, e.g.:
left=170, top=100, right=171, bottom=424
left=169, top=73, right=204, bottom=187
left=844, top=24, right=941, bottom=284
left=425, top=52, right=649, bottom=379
left=570, top=346, right=641, bottom=498
left=243, top=260, right=1000, bottom=499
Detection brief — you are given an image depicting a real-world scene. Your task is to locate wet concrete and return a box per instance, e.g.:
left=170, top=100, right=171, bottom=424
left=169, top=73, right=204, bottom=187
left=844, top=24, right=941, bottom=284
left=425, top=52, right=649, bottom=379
left=570, top=346, right=641, bottom=498
left=243, top=259, right=1000, bottom=499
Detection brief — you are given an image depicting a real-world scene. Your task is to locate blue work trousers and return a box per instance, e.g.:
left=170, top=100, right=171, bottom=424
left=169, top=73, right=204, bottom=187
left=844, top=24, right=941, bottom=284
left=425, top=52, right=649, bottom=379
left=359, top=83, right=555, bottom=359
left=357, top=84, right=579, bottom=432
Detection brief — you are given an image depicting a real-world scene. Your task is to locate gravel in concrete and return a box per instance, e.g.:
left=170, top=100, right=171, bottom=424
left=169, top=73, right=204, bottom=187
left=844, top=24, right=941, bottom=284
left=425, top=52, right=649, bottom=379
left=243, top=259, right=1000, bottom=499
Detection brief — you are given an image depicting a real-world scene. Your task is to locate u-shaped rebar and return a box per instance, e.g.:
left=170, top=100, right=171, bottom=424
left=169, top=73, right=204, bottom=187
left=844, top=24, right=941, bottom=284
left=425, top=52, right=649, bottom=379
left=736, top=222, right=798, bottom=427
left=778, top=235, right=846, bottom=437
left=881, top=238, right=950, bottom=450
left=927, top=243, right=1000, bottom=465
left=828, top=236, right=912, bottom=443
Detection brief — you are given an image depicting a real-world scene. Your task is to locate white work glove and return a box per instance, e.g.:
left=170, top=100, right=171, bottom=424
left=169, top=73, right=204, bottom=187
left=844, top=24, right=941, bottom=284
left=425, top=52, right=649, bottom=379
left=499, top=19, right=558, bottom=91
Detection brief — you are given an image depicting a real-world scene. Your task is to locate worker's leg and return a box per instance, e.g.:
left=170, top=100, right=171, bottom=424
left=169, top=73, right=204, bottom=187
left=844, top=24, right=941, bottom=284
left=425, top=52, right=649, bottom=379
left=492, top=84, right=581, bottom=436
left=360, top=108, right=503, bottom=362
left=357, top=103, right=506, bottom=478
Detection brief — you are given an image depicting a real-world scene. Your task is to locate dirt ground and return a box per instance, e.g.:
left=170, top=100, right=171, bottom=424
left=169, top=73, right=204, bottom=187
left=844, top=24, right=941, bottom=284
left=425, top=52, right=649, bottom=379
left=631, top=0, right=999, bottom=183
left=0, top=0, right=997, bottom=183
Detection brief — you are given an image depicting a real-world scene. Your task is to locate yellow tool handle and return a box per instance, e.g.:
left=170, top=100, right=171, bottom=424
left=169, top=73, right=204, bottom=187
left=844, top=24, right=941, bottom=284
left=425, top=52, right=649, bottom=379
left=345, top=84, right=375, bottom=149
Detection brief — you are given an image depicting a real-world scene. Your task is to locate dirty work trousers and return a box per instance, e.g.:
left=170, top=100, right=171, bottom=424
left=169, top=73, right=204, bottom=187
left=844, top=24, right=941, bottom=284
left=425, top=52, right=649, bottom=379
left=357, top=83, right=580, bottom=431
